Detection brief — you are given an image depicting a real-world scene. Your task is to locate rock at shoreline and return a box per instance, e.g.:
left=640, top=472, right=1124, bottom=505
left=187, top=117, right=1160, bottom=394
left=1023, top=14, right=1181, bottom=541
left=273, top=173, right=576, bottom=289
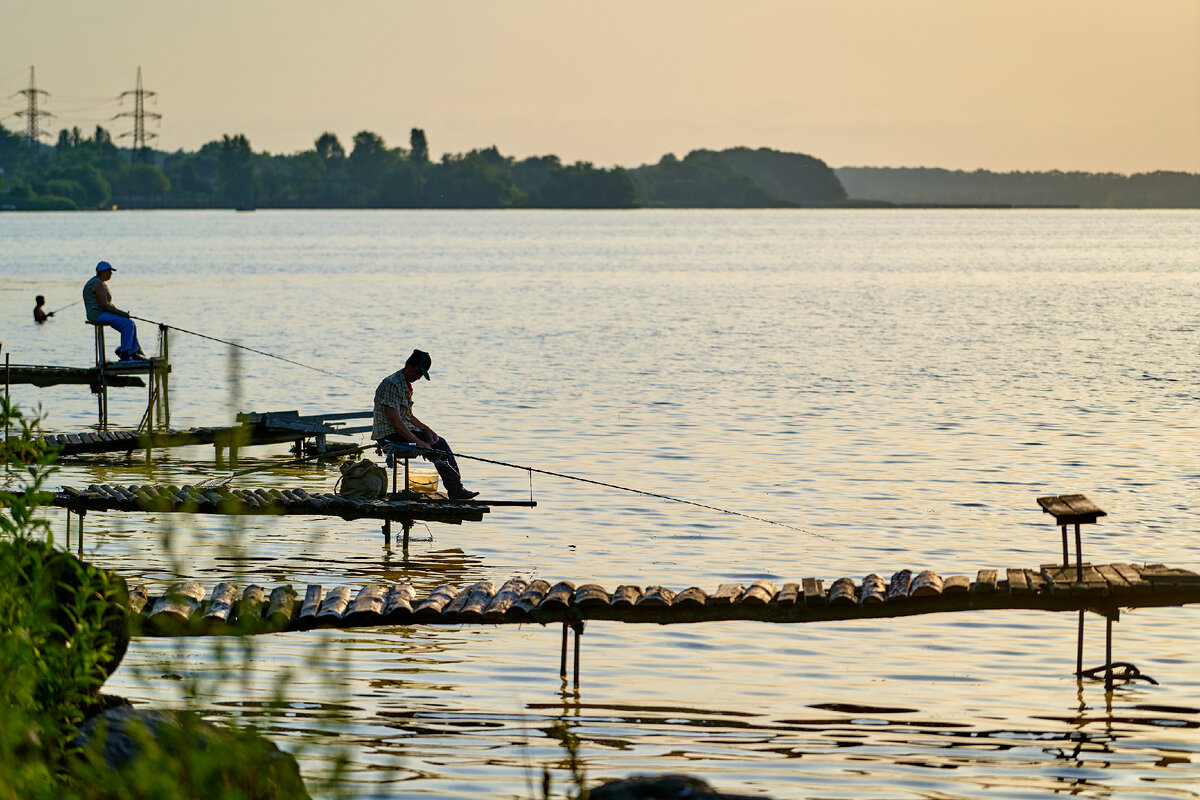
left=590, top=773, right=764, bottom=799
left=72, top=705, right=310, bottom=799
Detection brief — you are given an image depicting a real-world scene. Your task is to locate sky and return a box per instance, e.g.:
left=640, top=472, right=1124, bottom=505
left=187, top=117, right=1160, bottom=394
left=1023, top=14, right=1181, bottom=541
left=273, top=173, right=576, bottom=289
left=3, top=0, right=1198, bottom=174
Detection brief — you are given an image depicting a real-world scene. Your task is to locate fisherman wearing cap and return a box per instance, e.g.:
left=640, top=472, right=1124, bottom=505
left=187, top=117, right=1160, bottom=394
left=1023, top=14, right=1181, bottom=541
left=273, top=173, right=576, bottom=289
left=82, top=261, right=146, bottom=362
left=372, top=349, right=478, bottom=500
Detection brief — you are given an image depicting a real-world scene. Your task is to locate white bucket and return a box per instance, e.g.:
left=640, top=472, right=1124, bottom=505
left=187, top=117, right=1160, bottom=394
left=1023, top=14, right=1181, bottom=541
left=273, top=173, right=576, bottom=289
left=407, top=464, right=439, bottom=494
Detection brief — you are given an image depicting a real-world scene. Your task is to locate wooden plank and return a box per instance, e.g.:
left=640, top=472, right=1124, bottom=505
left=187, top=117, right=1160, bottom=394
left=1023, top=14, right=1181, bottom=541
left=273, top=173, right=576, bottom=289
left=265, top=585, right=297, bottom=630
left=347, top=584, right=388, bottom=620
left=411, top=585, right=456, bottom=620
left=511, top=579, right=551, bottom=617
left=829, top=577, right=857, bottom=605
left=609, top=585, right=642, bottom=609
left=202, top=582, right=240, bottom=625
left=540, top=581, right=577, bottom=612
left=673, top=586, right=708, bottom=609
left=147, top=581, right=205, bottom=634
left=459, top=582, right=497, bottom=618
left=774, top=583, right=801, bottom=607
left=298, top=585, right=323, bottom=627
left=1025, top=569, right=1047, bottom=593
left=737, top=580, right=777, bottom=607
left=383, top=584, right=418, bottom=621
left=1112, top=563, right=1151, bottom=590
left=637, top=586, right=675, bottom=607
left=482, top=579, right=528, bottom=619
left=944, top=575, right=970, bottom=594
left=801, top=577, right=826, bottom=605
left=573, top=584, right=612, bottom=611
left=237, top=585, right=266, bottom=628
left=1006, top=568, right=1030, bottom=594
left=709, top=584, right=744, bottom=606
left=316, top=586, right=351, bottom=621
left=885, top=570, right=911, bottom=602
left=1037, top=494, right=1106, bottom=524
left=910, top=571, right=943, bottom=597
left=859, top=574, right=886, bottom=605
left=973, top=570, right=998, bottom=593
left=1095, top=564, right=1129, bottom=589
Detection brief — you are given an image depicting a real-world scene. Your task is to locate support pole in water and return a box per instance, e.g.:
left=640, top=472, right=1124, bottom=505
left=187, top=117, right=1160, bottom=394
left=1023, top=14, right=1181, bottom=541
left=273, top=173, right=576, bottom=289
left=560, top=623, right=569, bottom=679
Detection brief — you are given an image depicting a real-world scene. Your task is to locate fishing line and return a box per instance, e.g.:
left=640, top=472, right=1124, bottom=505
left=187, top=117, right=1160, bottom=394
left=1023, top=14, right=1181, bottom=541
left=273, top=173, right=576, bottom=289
left=129, top=315, right=369, bottom=385
left=444, top=450, right=830, bottom=539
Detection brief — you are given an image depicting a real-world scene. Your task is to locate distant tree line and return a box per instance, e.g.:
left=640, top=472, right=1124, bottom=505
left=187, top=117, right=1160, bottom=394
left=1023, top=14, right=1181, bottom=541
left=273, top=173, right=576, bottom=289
left=2, top=121, right=1196, bottom=210
left=0, top=126, right=639, bottom=210
left=836, top=167, right=1200, bottom=208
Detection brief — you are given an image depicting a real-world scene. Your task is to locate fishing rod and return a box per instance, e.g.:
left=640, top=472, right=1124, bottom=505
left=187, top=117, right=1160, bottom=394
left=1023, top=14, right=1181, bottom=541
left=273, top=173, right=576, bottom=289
left=395, top=445, right=830, bottom=539
left=129, top=314, right=369, bottom=385
left=49, top=299, right=82, bottom=315
left=195, top=444, right=365, bottom=489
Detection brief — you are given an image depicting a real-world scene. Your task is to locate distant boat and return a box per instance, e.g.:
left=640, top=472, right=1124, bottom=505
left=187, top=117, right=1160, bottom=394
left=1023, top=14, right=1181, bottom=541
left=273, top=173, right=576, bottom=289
left=235, top=202, right=255, bottom=212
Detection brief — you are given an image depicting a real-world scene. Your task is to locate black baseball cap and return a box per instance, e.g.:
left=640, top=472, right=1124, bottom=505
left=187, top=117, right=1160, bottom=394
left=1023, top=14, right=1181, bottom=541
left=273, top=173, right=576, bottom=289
left=407, top=349, right=432, bottom=380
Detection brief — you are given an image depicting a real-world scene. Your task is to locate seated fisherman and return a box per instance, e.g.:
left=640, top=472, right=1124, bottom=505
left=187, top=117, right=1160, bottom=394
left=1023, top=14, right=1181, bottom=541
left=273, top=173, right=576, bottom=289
left=83, top=261, right=146, bottom=362
left=372, top=349, right=478, bottom=500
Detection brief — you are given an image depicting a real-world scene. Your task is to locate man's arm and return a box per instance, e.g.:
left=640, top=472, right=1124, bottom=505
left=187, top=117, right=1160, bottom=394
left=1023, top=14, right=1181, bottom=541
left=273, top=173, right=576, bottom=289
left=384, top=406, right=434, bottom=447
left=92, top=282, right=128, bottom=317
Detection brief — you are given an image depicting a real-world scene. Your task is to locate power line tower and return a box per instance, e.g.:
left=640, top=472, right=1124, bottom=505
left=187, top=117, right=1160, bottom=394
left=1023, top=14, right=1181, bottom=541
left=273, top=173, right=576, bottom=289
left=116, top=66, right=161, bottom=164
left=14, top=65, right=53, bottom=151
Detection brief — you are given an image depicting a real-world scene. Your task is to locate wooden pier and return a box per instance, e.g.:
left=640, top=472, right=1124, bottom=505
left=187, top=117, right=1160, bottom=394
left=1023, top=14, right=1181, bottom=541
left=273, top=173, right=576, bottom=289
left=51, top=483, right=529, bottom=525
left=4, top=363, right=148, bottom=392
left=33, top=409, right=371, bottom=461
left=125, top=562, right=1200, bottom=687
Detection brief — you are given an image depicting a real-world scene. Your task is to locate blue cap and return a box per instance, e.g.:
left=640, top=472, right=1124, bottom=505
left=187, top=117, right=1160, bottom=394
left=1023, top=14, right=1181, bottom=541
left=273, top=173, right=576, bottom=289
left=96, top=260, right=115, bottom=272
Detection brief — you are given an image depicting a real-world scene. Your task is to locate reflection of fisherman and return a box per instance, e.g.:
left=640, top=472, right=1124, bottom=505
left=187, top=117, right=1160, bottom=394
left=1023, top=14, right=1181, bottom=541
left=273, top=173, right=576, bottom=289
left=83, top=261, right=146, bottom=362
left=34, top=295, right=53, bottom=323
left=372, top=349, right=478, bottom=500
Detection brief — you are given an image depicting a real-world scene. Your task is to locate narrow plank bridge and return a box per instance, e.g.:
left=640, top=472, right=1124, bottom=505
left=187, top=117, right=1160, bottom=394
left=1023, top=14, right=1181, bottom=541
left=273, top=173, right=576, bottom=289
left=126, top=562, right=1200, bottom=687
left=52, top=483, right=534, bottom=526
left=36, top=410, right=371, bottom=460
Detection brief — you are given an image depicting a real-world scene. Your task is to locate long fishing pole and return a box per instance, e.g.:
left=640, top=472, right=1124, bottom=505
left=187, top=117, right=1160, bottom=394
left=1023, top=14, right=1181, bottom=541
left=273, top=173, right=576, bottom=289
left=129, top=314, right=369, bottom=385
left=49, top=299, right=82, bottom=315
left=399, top=445, right=830, bottom=539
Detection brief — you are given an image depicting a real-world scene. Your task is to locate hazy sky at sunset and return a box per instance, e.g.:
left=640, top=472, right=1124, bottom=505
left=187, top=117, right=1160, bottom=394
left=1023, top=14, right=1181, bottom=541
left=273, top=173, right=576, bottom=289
left=4, top=0, right=1198, bottom=173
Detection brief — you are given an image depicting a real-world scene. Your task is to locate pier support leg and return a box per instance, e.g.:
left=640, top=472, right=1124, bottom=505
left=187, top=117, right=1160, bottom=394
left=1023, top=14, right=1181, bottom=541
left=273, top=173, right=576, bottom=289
left=560, top=623, right=569, bottom=679
left=1074, top=523, right=1083, bottom=581
left=1061, top=524, right=1069, bottom=566
left=402, top=521, right=412, bottom=550
left=572, top=621, right=584, bottom=686
left=382, top=519, right=391, bottom=549
left=1077, top=607, right=1157, bottom=687
left=76, top=510, right=85, bottom=556
left=65, top=509, right=71, bottom=551
left=559, top=621, right=585, bottom=685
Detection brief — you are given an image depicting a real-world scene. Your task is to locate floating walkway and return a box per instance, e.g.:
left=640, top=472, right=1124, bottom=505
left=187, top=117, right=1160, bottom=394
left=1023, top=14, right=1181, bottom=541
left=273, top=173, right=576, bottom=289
left=51, top=483, right=532, bottom=525
left=35, top=409, right=371, bottom=460
left=4, top=363, right=148, bottom=392
left=126, top=562, right=1200, bottom=687
left=128, top=563, right=1200, bottom=635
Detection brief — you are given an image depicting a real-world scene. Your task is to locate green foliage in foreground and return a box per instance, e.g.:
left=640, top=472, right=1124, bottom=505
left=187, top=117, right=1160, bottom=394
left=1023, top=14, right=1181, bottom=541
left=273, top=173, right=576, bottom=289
left=0, top=400, right=331, bottom=799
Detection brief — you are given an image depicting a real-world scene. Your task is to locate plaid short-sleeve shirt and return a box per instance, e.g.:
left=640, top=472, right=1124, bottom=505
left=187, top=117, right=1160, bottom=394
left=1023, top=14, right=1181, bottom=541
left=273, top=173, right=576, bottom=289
left=372, top=369, right=414, bottom=439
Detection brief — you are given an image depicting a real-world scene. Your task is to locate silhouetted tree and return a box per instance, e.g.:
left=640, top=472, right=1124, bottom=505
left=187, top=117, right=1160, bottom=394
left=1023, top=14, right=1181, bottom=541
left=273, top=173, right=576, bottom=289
left=410, top=128, right=428, bottom=164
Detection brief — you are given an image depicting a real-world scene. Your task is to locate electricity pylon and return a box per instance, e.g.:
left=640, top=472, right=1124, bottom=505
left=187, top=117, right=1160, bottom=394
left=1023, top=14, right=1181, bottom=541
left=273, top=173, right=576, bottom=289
left=116, top=66, right=161, bottom=164
left=14, top=66, right=53, bottom=149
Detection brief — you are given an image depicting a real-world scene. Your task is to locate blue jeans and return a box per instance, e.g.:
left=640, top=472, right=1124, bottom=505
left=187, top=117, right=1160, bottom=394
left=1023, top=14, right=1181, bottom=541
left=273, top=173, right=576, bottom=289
left=96, top=312, right=142, bottom=358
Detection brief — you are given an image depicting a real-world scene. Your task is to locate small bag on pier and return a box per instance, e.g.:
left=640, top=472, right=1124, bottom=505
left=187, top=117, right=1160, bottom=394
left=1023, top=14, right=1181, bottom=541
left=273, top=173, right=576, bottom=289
left=335, top=458, right=388, bottom=499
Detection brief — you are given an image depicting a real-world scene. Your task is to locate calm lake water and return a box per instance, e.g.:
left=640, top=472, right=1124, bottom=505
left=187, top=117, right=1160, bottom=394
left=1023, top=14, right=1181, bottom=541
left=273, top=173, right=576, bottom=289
left=3, top=209, right=1200, bottom=798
